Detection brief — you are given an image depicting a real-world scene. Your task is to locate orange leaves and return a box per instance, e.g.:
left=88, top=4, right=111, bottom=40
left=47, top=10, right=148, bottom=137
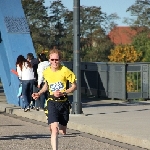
left=127, top=79, right=135, bottom=92
left=108, top=45, right=142, bottom=63
left=108, top=45, right=142, bottom=92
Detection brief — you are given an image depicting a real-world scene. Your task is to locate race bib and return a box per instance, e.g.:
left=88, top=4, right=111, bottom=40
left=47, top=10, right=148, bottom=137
left=49, top=82, right=64, bottom=92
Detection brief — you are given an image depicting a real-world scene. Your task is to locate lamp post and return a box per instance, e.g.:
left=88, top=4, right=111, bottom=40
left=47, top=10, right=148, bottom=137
left=71, top=0, right=82, bottom=114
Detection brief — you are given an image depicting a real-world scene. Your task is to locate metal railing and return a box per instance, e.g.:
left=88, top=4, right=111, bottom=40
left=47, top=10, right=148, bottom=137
left=63, top=62, right=150, bottom=100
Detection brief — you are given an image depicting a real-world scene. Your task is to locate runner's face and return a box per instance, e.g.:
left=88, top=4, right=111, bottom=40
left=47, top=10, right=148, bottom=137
left=49, top=53, right=60, bottom=69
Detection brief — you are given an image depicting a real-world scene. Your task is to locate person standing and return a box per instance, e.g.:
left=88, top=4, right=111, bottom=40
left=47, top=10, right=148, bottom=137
left=27, top=53, right=39, bottom=109
left=27, top=53, right=39, bottom=80
left=16, top=55, right=35, bottom=112
left=36, top=53, right=50, bottom=111
left=32, top=48, right=77, bottom=150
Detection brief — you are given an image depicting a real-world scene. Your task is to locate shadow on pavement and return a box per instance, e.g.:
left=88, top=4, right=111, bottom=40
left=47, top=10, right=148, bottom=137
left=0, top=132, right=80, bottom=140
left=68, top=94, right=150, bottom=109
left=0, top=124, right=23, bottom=127
left=0, top=134, right=51, bottom=140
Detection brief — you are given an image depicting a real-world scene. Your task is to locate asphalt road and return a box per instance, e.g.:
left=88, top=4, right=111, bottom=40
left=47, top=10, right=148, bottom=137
left=0, top=112, right=129, bottom=150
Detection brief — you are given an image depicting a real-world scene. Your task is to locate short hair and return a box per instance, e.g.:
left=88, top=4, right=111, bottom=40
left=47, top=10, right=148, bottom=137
left=27, top=53, right=34, bottom=60
left=49, top=47, right=62, bottom=60
left=38, top=53, right=48, bottom=62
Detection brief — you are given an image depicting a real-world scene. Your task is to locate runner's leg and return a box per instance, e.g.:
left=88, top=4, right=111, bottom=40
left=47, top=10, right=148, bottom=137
left=59, top=124, right=67, bottom=135
left=50, top=122, right=59, bottom=150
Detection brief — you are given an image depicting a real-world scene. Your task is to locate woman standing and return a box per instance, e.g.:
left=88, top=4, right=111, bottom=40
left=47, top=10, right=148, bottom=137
left=16, top=55, right=35, bottom=112
left=36, top=53, right=50, bottom=111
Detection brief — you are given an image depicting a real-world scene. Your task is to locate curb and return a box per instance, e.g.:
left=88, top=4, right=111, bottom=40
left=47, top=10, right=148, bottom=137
left=67, top=122, right=150, bottom=149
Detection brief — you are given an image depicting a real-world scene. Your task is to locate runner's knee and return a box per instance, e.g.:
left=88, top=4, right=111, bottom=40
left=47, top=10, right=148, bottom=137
left=50, top=123, right=59, bottom=134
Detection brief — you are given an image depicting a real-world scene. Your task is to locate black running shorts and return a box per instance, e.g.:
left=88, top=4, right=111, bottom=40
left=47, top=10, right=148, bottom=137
left=47, top=100, right=70, bottom=126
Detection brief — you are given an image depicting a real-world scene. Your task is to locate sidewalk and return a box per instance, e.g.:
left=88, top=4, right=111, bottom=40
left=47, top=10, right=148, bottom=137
left=0, top=86, right=150, bottom=149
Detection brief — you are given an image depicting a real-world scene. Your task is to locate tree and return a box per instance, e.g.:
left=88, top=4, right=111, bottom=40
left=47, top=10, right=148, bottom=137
left=104, top=13, right=120, bottom=33
left=108, top=45, right=142, bottom=62
left=80, top=6, right=105, bottom=49
left=83, top=27, right=114, bottom=62
left=125, top=0, right=150, bottom=27
left=22, top=0, right=51, bottom=52
left=62, top=10, right=74, bottom=60
left=79, top=6, right=115, bottom=62
left=21, top=0, right=119, bottom=61
left=48, top=0, right=66, bottom=48
left=132, top=32, right=150, bottom=62
left=124, top=0, right=150, bottom=62
left=47, top=1, right=74, bottom=60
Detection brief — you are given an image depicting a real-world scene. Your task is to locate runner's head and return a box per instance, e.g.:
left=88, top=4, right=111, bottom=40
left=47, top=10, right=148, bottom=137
left=49, top=47, right=62, bottom=70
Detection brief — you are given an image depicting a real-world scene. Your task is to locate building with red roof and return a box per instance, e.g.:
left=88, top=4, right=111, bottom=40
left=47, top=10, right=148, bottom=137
left=108, top=26, right=139, bottom=45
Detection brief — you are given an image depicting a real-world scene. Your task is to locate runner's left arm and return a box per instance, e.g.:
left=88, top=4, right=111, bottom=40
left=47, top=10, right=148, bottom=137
left=65, top=81, right=77, bottom=94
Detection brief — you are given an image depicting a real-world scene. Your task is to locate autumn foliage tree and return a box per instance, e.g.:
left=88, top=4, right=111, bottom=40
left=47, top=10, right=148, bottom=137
left=108, top=45, right=142, bottom=63
left=108, top=45, right=142, bottom=92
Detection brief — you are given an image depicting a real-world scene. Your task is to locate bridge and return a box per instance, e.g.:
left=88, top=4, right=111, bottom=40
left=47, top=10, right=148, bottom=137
left=0, top=0, right=36, bottom=105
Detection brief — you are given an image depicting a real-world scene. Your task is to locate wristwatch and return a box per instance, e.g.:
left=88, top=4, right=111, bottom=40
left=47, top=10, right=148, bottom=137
left=63, top=92, right=67, bottom=96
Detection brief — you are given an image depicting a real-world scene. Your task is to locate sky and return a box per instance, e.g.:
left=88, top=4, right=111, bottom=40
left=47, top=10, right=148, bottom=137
left=44, top=0, right=136, bottom=26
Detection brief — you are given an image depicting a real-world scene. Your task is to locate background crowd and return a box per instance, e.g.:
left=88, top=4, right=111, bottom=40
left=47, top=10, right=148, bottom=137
left=16, top=52, right=50, bottom=112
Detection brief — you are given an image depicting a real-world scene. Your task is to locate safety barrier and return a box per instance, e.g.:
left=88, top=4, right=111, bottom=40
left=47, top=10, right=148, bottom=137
left=63, top=62, right=150, bottom=100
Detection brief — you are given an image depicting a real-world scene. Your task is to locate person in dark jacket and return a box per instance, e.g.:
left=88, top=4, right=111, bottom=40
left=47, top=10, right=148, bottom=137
left=27, top=53, right=39, bottom=108
left=27, top=53, right=39, bottom=80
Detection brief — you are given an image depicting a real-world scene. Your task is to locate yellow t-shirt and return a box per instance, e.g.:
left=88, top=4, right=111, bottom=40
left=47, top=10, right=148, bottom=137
left=43, top=65, right=76, bottom=95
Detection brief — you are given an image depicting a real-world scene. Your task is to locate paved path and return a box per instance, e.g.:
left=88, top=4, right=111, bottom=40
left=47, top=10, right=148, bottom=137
left=0, top=84, right=150, bottom=149
left=0, top=113, right=129, bottom=150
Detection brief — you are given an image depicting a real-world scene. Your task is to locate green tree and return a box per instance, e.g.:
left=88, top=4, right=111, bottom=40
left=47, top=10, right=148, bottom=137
left=83, top=27, right=114, bottom=62
left=123, top=0, right=150, bottom=62
left=125, top=0, right=150, bottom=27
left=79, top=6, right=115, bottom=61
left=47, top=1, right=74, bottom=60
left=132, top=32, right=150, bottom=62
left=21, top=0, right=118, bottom=61
left=22, top=0, right=51, bottom=52
left=80, top=6, right=105, bottom=49
left=62, top=10, right=74, bottom=60
left=48, top=0, right=65, bottom=47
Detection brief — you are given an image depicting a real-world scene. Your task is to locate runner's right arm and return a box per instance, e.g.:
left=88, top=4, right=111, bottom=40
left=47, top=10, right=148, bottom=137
left=32, top=82, right=48, bottom=100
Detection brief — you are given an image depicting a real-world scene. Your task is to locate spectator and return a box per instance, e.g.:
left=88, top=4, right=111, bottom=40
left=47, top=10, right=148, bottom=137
left=36, top=53, right=50, bottom=111
left=16, top=55, right=35, bottom=112
left=27, top=53, right=39, bottom=109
